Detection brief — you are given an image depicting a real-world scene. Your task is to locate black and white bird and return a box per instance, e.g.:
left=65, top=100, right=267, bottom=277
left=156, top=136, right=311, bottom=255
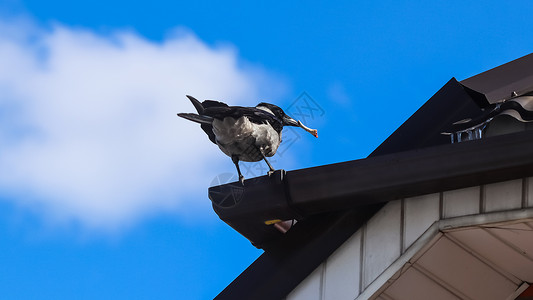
left=178, top=95, right=318, bottom=184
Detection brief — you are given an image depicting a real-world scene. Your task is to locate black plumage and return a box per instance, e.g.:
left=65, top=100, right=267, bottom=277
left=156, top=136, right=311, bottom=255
left=178, top=95, right=317, bottom=184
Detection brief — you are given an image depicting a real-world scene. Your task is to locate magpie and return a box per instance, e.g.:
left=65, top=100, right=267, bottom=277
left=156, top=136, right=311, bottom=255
left=178, top=95, right=318, bottom=184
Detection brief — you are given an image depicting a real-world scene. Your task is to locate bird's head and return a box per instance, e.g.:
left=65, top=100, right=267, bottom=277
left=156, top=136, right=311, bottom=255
left=257, top=102, right=318, bottom=138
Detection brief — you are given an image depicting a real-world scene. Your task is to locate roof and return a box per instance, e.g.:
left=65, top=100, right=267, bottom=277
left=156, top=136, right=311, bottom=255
left=211, top=53, right=533, bottom=300
left=461, top=52, right=533, bottom=106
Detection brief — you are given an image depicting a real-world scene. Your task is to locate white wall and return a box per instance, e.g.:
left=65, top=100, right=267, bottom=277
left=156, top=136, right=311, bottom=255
left=287, top=178, right=532, bottom=300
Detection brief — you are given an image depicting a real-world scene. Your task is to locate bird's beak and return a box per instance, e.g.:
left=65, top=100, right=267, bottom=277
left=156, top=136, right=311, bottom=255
left=284, top=116, right=318, bottom=138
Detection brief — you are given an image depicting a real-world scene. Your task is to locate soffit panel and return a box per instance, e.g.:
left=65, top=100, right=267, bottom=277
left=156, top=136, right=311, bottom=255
left=384, top=267, right=459, bottom=300
left=376, top=219, right=533, bottom=300
left=486, top=222, right=533, bottom=260
left=415, top=236, right=517, bottom=300
left=448, top=227, right=530, bottom=282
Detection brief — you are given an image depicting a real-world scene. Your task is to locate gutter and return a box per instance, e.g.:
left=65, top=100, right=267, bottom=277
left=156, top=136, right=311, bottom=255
left=210, top=130, right=533, bottom=248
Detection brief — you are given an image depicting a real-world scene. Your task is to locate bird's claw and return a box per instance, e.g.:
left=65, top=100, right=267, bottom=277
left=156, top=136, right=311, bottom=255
left=267, top=170, right=275, bottom=177
left=239, top=175, right=245, bottom=186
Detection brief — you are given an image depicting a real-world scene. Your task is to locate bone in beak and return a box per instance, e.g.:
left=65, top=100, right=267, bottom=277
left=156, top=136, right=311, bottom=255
left=297, top=120, right=318, bottom=138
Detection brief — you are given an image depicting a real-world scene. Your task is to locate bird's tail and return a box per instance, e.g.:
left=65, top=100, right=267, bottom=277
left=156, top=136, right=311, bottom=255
left=186, top=95, right=205, bottom=114
left=177, top=113, right=213, bottom=124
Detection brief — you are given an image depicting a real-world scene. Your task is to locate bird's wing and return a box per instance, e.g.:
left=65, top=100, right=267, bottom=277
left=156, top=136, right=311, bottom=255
left=245, top=109, right=283, bottom=133
left=202, top=100, right=229, bottom=108
left=245, top=109, right=283, bottom=132
left=203, top=106, right=282, bottom=129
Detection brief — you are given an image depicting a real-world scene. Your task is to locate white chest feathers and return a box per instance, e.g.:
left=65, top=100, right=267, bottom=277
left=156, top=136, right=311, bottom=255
left=212, top=116, right=281, bottom=162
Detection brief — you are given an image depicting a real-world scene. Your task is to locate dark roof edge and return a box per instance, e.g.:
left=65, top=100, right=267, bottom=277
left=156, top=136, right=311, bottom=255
left=370, top=77, right=481, bottom=156
left=288, top=130, right=533, bottom=215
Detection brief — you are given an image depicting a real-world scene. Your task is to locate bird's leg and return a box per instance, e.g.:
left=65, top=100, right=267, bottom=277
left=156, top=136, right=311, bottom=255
left=232, top=155, right=245, bottom=185
left=259, top=150, right=276, bottom=176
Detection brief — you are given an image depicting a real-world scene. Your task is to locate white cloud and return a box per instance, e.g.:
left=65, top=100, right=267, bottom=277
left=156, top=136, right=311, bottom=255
left=327, top=81, right=351, bottom=106
left=0, top=18, right=284, bottom=231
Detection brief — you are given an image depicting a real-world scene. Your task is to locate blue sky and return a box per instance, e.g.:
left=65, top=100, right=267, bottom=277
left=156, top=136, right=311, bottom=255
left=1, top=1, right=533, bottom=299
